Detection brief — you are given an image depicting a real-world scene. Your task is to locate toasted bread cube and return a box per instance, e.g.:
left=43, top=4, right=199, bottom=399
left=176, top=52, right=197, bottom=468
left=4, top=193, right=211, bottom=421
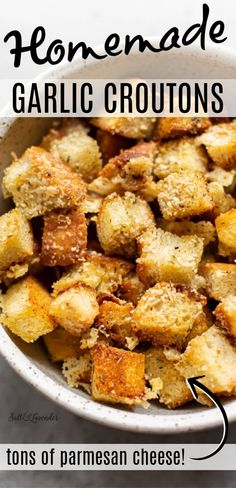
left=91, top=344, right=145, bottom=405
left=96, top=299, right=135, bottom=348
left=216, top=210, right=236, bottom=256
left=97, top=192, right=155, bottom=258
left=118, top=272, right=146, bottom=306
left=200, top=263, right=236, bottom=301
left=43, top=327, right=82, bottom=362
left=63, top=353, right=92, bottom=391
left=132, top=282, right=205, bottom=347
left=49, top=285, right=99, bottom=336
left=42, top=124, right=102, bottom=182
left=154, top=137, right=208, bottom=179
left=0, top=276, right=55, bottom=343
left=52, top=251, right=132, bottom=297
left=96, top=128, right=132, bottom=163
left=159, top=219, right=216, bottom=246
left=145, top=347, right=192, bottom=408
left=197, top=121, right=236, bottom=169
left=41, top=209, right=87, bottom=266
left=206, top=167, right=236, bottom=189
left=0, top=262, right=29, bottom=286
left=90, top=117, right=156, bottom=139
left=183, top=307, right=213, bottom=348
left=176, top=325, right=236, bottom=397
left=0, top=208, right=34, bottom=272
left=215, top=297, right=236, bottom=337
left=157, top=171, right=214, bottom=220
left=81, top=193, right=103, bottom=214
left=2, top=147, right=86, bottom=218
left=136, top=228, right=203, bottom=287
left=207, top=182, right=236, bottom=218
left=155, top=117, right=211, bottom=140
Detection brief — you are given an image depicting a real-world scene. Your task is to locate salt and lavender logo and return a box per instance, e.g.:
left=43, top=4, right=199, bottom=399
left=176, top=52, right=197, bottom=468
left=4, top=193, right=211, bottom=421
left=8, top=412, right=59, bottom=424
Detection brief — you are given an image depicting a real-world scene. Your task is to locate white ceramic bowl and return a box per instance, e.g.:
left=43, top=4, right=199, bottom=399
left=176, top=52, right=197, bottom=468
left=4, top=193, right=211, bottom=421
left=0, top=42, right=236, bottom=433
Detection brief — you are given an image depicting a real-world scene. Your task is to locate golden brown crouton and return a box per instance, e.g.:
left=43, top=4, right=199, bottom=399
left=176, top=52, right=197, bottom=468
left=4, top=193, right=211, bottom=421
left=207, top=182, right=236, bottom=218
left=43, top=327, right=82, bottom=362
left=41, top=209, right=87, bottom=266
left=145, top=346, right=192, bottom=408
left=155, top=117, right=211, bottom=140
left=159, top=219, right=216, bottom=246
left=2, top=147, right=86, bottom=219
left=197, top=121, right=236, bottom=169
left=49, top=285, right=99, bottom=336
left=136, top=227, right=204, bottom=287
left=176, top=325, right=236, bottom=399
left=96, top=192, right=155, bottom=258
left=206, top=167, right=236, bottom=189
left=200, top=263, right=236, bottom=301
left=118, top=272, right=146, bottom=306
left=52, top=251, right=132, bottom=297
left=132, top=282, right=205, bottom=347
left=157, top=171, right=214, bottom=220
left=42, top=123, right=102, bottom=182
left=1, top=276, right=55, bottom=343
left=91, top=344, right=145, bottom=405
left=90, top=117, right=156, bottom=139
left=62, top=353, right=92, bottom=391
left=182, top=307, right=213, bottom=348
left=96, top=128, right=132, bottom=163
left=0, top=208, right=34, bottom=272
left=96, top=299, right=136, bottom=348
left=0, top=262, right=29, bottom=286
left=154, top=136, right=208, bottom=179
left=81, top=193, right=103, bottom=214
left=215, top=297, right=236, bottom=337
left=215, top=209, right=236, bottom=256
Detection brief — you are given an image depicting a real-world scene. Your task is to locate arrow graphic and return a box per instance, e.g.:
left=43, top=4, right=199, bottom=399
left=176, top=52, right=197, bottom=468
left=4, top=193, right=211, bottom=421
left=186, top=375, right=228, bottom=461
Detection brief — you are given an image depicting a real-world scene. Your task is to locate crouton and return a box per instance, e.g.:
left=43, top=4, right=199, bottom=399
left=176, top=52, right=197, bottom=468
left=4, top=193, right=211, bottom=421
left=96, top=299, right=136, bottom=348
left=176, top=325, right=236, bottom=398
left=132, top=282, right=205, bottom=347
left=159, top=219, right=216, bottom=246
left=118, top=272, right=147, bottom=306
left=206, top=167, right=236, bottom=189
left=157, top=171, right=214, bottom=220
left=44, top=327, right=82, bottom=362
left=0, top=208, right=34, bottom=272
left=63, top=353, right=92, bottom=391
left=0, top=276, right=55, bottom=343
left=155, top=117, right=211, bottom=140
left=42, top=124, right=102, bottom=182
left=207, top=182, right=236, bottom=218
left=2, top=147, right=86, bottom=218
left=41, top=209, right=87, bottom=266
left=97, top=192, right=155, bottom=258
left=215, top=297, right=236, bottom=337
left=81, top=193, right=103, bottom=214
left=183, top=307, right=213, bottom=348
left=154, top=137, right=208, bottom=179
left=52, top=251, right=132, bottom=297
left=200, top=263, right=236, bottom=301
left=145, top=346, right=192, bottom=408
left=0, top=262, right=29, bottom=286
left=91, top=344, right=145, bottom=405
left=90, top=117, right=156, bottom=139
left=196, top=121, right=236, bottom=169
left=96, top=128, right=132, bottom=163
left=215, top=209, right=236, bottom=256
left=49, top=285, right=99, bottom=336
left=136, top=228, right=204, bottom=287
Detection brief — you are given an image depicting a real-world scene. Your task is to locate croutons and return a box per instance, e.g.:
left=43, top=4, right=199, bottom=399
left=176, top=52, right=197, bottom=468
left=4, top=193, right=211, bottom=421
left=154, top=136, right=208, bottom=179
left=197, top=121, right=236, bottom=169
left=0, top=208, right=34, bottom=272
left=96, top=192, right=155, bottom=258
left=49, top=285, right=99, bottom=336
left=0, top=276, right=55, bottom=343
left=52, top=251, right=132, bottom=297
left=159, top=219, right=216, bottom=246
left=44, top=327, right=82, bottom=362
left=136, top=227, right=204, bottom=286
left=90, top=117, right=156, bottom=139
left=200, top=263, right=236, bottom=301
left=96, top=299, right=136, bottom=348
left=132, top=282, right=205, bottom=347
left=207, top=182, right=236, bottom=218
left=42, top=124, right=102, bottom=182
left=155, top=117, right=211, bottom=140
left=215, top=297, right=236, bottom=337
left=157, top=170, right=214, bottom=220
left=91, top=344, right=145, bottom=405
left=2, top=147, right=86, bottom=218
left=96, top=128, right=131, bottom=163
left=118, top=272, right=146, bottom=306
left=63, top=354, right=92, bottom=391
left=176, top=325, right=236, bottom=398
left=41, top=209, right=87, bottom=266
left=145, top=346, right=192, bottom=408
left=215, top=209, right=236, bottom=256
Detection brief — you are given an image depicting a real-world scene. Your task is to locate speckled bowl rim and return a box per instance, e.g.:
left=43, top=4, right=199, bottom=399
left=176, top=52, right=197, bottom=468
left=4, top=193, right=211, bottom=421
left=0, top=41, right=236, bottom=433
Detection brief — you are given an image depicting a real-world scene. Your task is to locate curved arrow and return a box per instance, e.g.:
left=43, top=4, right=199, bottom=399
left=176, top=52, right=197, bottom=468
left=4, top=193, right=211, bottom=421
left=186, top=375, right=228, bottom=461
